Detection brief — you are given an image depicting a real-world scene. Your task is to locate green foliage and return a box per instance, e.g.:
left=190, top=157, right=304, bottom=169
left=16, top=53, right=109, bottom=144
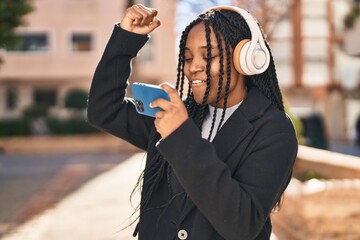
left=22, top=103, right=48, bottom=119
left=287, top=110, right=304, bottom=144
left=0, top=0, right=33, bottom=61
left=46, top=117, right=99, bottom=135
left=0, top=119, right=30, bottom=136
left=284, top=101, right=304, bottom=144
left=64, top=89, right=88, bottom=111
left=0, top=117, right=99, bottom=136
left=344, top=1, right=360, bottom=29
left=301, top=171, right=327, bottom=182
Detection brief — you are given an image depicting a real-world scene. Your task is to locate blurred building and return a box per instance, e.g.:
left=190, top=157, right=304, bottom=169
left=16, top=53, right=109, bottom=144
left=239, top=0, right=360, bottom=144
left=1, top=0, right=359, bottom=145
left=0, top=0, right=177, bottom=119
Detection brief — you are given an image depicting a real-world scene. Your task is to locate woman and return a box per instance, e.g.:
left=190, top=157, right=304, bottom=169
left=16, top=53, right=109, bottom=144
left=87, top=4, right=298, bottom=240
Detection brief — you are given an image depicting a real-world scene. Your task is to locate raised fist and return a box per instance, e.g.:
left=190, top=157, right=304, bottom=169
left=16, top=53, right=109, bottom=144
left=120, top=4, right=161, bottom=35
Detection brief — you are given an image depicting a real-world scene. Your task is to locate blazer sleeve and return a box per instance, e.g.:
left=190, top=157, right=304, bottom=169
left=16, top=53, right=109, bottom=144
left=87, top=25, right=154, bottom=150
left=156, top=117, right=298, bottom=240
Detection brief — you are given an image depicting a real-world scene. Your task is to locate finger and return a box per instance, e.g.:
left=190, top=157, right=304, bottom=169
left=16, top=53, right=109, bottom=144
left=126, top=6, right=144, bottom=26
left=130, top=5, right=153, bottom=25
left=150, top=98, right=171, bottom=111
left=138, top=6, right=158, bottom=19
left=160, top=83, right=182, bottom=103
left=137, top=4, right=156, bottom=25
left=136, top=5, right=160, bottom=30
left=120, top=7, right=142, bottom=29
left=155, top=110, right=165, bottom=119
left=149, top=17, right=161, bottom=30
left=133, top=5, right=152, bottom=26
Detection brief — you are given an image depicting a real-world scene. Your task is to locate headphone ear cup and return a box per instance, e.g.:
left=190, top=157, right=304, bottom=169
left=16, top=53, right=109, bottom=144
left=233, top=39, right=251, bottom=75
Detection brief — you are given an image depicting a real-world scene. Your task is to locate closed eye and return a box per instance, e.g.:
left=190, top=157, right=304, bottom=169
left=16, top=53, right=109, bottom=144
left=184, top=58, right=192, bottom=63
left=204, top=55, right=218, bottom=61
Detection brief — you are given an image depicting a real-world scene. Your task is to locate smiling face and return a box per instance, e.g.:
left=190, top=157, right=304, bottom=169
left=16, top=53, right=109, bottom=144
left=183, top=21, right=247, bottom=108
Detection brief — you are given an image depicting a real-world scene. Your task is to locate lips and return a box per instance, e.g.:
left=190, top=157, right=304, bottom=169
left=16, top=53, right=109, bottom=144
left=190, top=79, right=206, bottom=87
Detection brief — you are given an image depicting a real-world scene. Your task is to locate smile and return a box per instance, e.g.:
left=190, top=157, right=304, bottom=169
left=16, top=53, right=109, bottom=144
left=190, top=80, right=206, bottom=86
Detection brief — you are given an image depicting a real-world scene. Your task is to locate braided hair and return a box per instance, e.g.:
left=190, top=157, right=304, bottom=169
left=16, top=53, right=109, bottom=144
left=130, top=7, right=285, bottom=224
left=178, top=9, right=284, bottom=118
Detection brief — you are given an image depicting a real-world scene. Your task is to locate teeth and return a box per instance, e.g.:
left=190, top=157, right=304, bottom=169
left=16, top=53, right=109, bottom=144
left=192, top=80, right=205, bottom=84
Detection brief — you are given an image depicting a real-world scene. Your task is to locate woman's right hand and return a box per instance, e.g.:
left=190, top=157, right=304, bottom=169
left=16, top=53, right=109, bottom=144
left=120, top=4, right=161, bottom=35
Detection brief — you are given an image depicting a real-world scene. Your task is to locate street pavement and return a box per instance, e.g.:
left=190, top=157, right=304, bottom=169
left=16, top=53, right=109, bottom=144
left=329, top=140, right=360, bottom=157
left=1, top=151, right=281, bottom=240
left=1, top=141, right=358, bottom=240
left=1, top=153, right=147, bottom=240
left=0, top=151, right=134, bottom=236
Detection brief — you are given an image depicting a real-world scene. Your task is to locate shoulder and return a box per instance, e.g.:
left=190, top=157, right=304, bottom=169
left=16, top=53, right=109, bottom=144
left=240, top=87, right=295, bottom=136
left=241, top=89, right=297, bottom=142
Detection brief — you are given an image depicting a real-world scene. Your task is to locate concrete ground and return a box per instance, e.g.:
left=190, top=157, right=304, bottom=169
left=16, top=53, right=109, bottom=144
left=1, top=134, right=358, bottom=239
left=1, top=151, right=280, bottom=240
left=1, top=153, right=146, bottom=240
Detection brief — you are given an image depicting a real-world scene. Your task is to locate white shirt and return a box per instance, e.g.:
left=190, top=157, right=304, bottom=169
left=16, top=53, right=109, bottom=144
left=201, top=102, right=242, bottom=142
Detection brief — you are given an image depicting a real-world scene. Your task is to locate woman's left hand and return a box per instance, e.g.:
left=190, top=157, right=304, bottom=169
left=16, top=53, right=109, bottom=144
left=151, top=83, right=189, bottom=139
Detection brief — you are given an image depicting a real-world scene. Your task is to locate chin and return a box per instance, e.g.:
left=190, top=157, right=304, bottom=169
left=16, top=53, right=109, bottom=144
left=193, top=95, right=204, bottom=105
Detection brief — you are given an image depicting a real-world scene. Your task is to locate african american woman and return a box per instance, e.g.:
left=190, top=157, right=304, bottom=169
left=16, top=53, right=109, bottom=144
left=87, top=4, right=298, bottom=240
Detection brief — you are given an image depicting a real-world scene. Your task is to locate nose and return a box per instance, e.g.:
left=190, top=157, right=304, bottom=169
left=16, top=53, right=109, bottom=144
left=188, top=57, right=205, bottom=74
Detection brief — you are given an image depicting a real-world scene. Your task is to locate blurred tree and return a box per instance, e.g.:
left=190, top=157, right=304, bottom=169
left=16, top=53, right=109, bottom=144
left=177, top=0, right=296, bottom=40
left=22, top=103, right=49, bottom=135
left=22, top=103, right=48, bottom=119
left=179, top=0, right=229, bottom=13
left=65, top=89, right=88, bottom=111
left=234, top=0, right=296, bottom=39
left=0, top=0, right=33, bottom=65
left=344, top=0, right=360, bottom=30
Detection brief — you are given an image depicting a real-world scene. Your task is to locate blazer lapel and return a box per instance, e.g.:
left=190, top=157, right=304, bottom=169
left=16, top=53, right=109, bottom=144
left=179, top=113, right=253, bottom=221
left=212, top=87, right=272, bottom=164
left=212, top=109, right=253, bottom=163
left=179, top=87, right=272, bottom=220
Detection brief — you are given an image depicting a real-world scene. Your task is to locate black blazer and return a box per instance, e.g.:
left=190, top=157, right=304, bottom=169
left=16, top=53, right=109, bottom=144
left=87, top=26, right=298, bottom=240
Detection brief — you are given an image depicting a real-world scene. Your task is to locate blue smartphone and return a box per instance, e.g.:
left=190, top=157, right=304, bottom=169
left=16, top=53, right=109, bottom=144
left=131, top=82, right=170, bottom=118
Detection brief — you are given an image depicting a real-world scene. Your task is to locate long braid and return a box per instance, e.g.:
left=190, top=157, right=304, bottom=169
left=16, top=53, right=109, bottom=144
left=176, top=39, right=185, bottom=98
left=212, top=13, right=237, bottom=133
left=264, top=42, right=284, bottom=111
left=192, top=20, right=212, bottom=130
left=218, top=43, right=232, bottom=133
left=207, top=18, right=225, bottom=140
left=178, top=18, right=203, bottom=120
left=176, top=28, right=187, bottom=98
left=176, top=18, right=202, bottom=98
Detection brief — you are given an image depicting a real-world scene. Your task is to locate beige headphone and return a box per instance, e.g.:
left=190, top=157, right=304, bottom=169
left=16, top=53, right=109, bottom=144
left=207, top=6, right=270, bottom=76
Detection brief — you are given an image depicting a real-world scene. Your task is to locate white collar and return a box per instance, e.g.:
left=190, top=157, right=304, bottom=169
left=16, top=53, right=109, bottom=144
left=202, top=101, right=242, bottom=142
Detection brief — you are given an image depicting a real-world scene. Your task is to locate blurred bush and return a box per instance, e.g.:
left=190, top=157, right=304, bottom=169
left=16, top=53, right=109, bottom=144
left=46, top=117, right=99, bottom=135
left=284, top=101, right=304, bottom=144
left=23, top=103, right=48, bottom=119
left=0, top=119, right=30, bottom=136
left=64, top=89, right=88, bottom=111
left=0, top=100, right=99, bottom=136
left=286, top=109, right=304, bottom=144
left=300, top=113, right=328, bottom=150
